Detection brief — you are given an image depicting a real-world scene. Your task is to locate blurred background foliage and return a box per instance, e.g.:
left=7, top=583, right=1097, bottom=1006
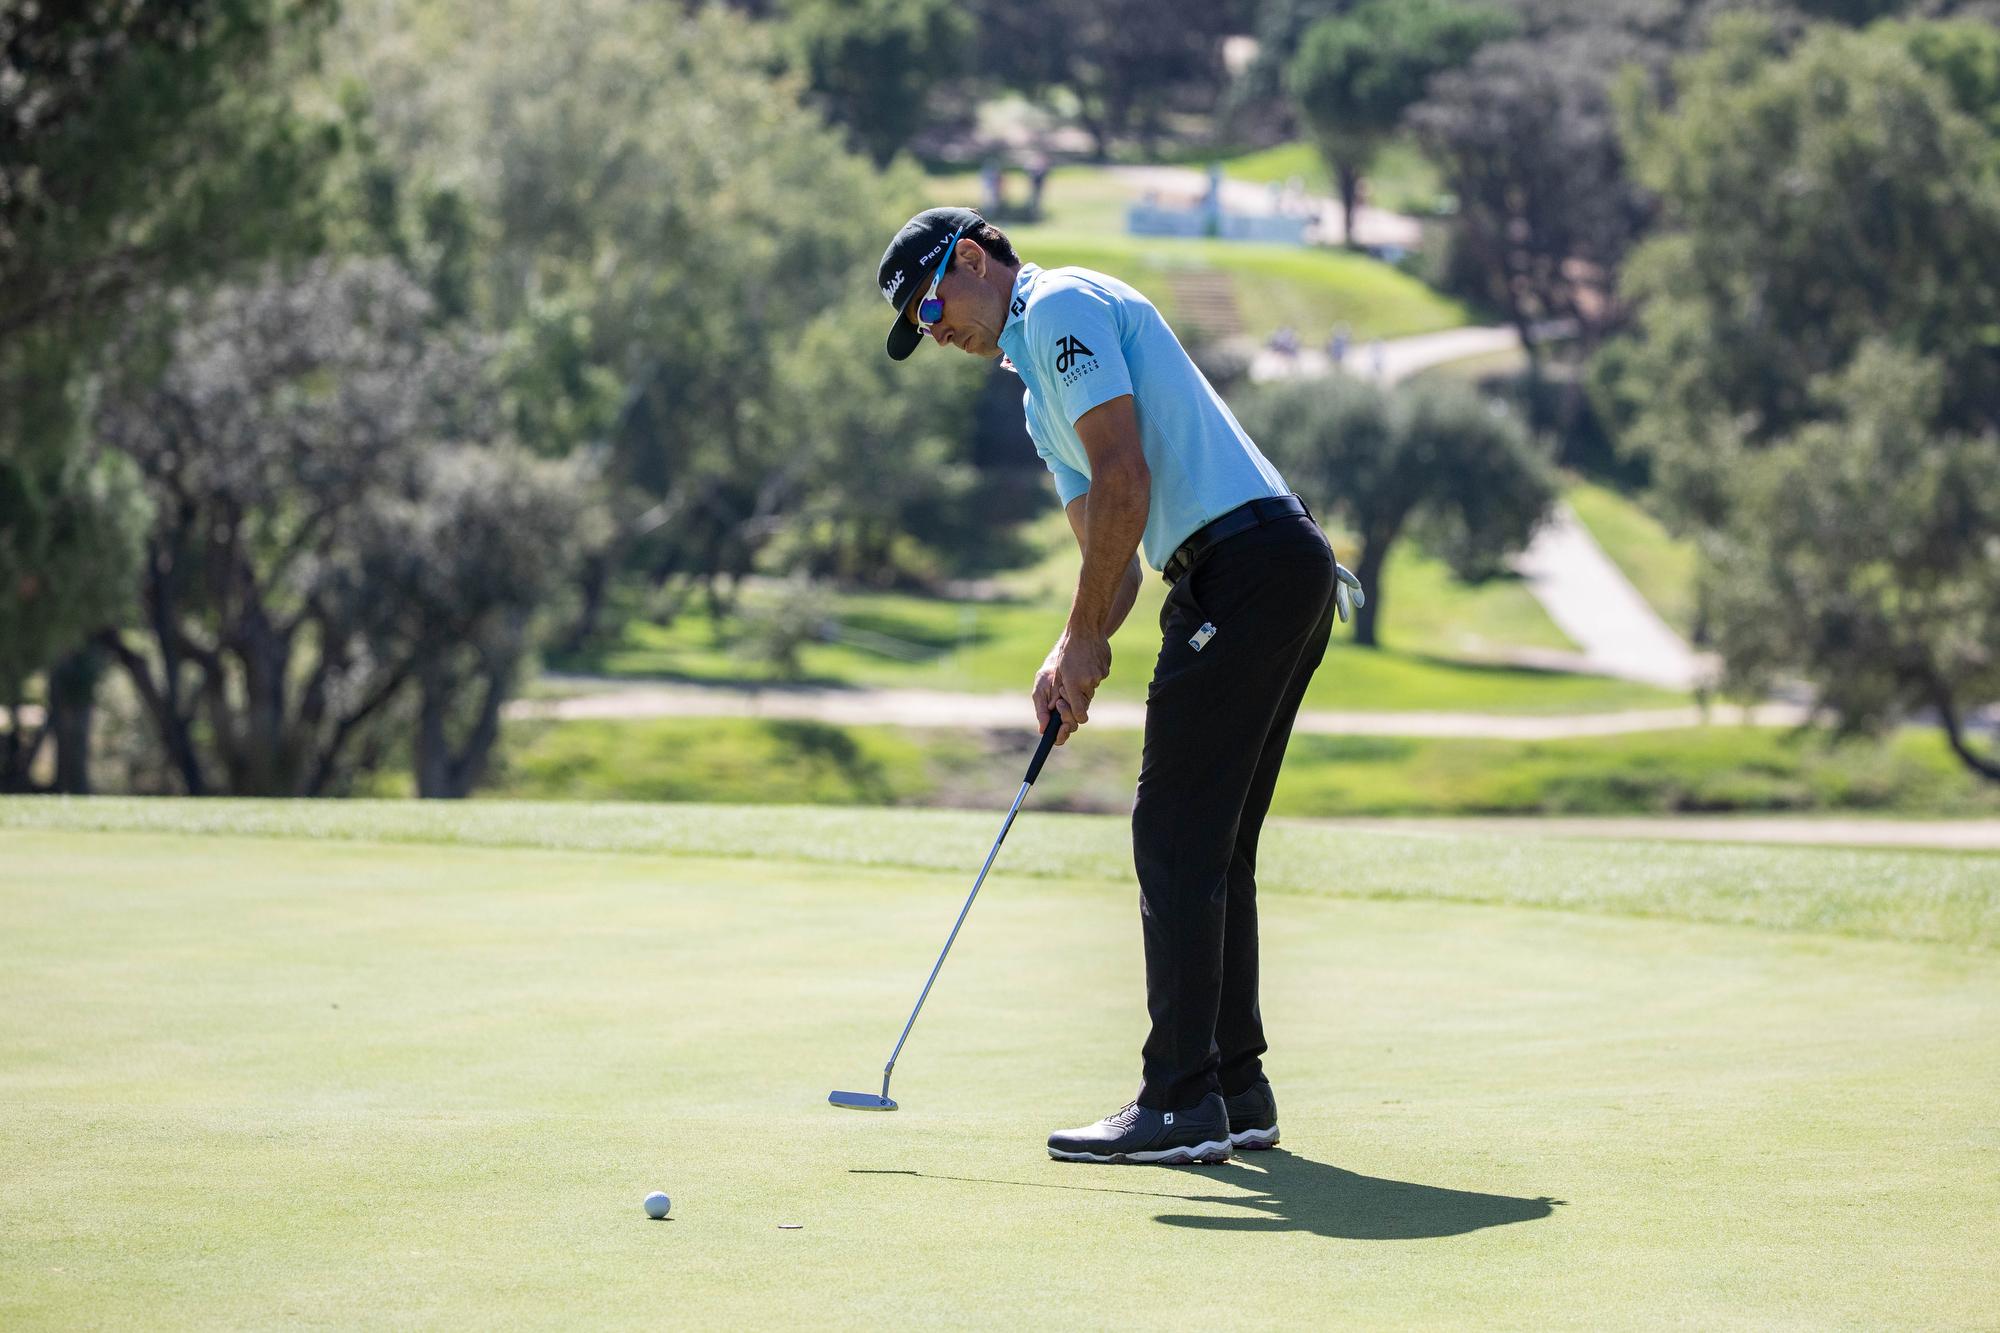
left=2, top=0, right=1996, bottom=802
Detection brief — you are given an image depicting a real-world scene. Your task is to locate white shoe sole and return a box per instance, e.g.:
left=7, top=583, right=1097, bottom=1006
left=1229, top=1126, right=1279, bottom=1149
left=1048, top=1138, right=1233, bottom=1165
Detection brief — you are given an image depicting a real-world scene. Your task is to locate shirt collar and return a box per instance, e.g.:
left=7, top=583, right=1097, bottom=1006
left=997, top=263, right=1041, bottom=362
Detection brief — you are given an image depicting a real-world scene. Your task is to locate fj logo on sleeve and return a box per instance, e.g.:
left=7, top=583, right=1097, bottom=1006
left=1053, top=334, right=1095, bottom=375
left=1189, top=622, right=1217, bottom=651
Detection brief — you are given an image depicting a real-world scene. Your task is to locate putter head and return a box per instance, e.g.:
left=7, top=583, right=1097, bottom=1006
left=828, top=1090, right=897, bottom=1111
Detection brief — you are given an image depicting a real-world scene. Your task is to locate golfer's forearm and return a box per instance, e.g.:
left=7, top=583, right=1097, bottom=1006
left=1101, top=558, right=1142, bottom=635
left=1070, top=467, right=1149, bottom=635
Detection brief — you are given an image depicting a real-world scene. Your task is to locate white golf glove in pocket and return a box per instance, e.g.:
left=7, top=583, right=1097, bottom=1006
left=1335, top=562, right=1366, bottom=624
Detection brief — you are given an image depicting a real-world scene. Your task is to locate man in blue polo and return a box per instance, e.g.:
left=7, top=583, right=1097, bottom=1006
left=875, top=206, right=1361, bottom=1166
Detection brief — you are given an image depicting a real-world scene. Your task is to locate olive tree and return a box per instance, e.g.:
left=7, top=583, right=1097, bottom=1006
left=94, top=258, right=597, bottom=797
left=344, top=0, right=953, bottom=637
left=1601, top=17, right=2000, bottom=779
left=0, top=0, right=340, bottom=790
left=1238, top=374, right=1556, bottom=647
left=1288, top=0, right=1516, bottom=245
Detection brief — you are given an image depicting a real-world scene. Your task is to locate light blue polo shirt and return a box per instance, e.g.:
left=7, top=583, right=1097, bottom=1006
left=996, top=263, right=1290, bottom=571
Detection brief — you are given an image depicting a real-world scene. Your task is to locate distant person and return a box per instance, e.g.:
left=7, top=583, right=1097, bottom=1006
left=1026, top=152, right=1050, bottom=219
left=980, top=157, right=1004, bottom=215
left=1328, top=324, right=1350, bottom=368
left=1370, top=339, right=1386, bottom=379
left=872, top=206, right=1363, bottom=1166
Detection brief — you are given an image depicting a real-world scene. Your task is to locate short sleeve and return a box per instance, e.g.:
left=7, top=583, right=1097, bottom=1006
left=1023, top=388, right=1090, bottom=506
left=1029, top=283, right=1133, bottom=428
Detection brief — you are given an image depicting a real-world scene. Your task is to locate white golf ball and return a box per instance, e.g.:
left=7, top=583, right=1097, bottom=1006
left=644, top=1191, right=671, bottom=1219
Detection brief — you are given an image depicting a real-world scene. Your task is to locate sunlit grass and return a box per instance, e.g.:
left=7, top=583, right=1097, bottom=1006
left=1220, top=137, right=1448, bottom=216
left=4, top=809, right=1995, bottom=1326
left=921, top=165, right=1470, bottom=343
left=485, top=714, right=2000, bottom=823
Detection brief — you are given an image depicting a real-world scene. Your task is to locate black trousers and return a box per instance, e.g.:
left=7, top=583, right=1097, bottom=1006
left=1133, top=511, right=1336, bottom=1110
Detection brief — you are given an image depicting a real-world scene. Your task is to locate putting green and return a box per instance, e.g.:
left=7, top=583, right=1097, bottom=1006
left=2, top=807, right=1995, bottom=1327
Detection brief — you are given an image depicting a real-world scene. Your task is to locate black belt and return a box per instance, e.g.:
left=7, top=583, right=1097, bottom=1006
left=1162, top=494, right=1311, bottom=586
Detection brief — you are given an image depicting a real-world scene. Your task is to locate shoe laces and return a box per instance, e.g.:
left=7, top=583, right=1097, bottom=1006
left=1105, top=1101, right=1143, bottom=1129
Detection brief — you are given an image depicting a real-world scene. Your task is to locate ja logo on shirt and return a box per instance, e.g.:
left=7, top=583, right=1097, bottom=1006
left=1054, top=334, right=1095, bottom=375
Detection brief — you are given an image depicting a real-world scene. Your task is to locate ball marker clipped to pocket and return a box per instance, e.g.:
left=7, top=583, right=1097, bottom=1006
left=1189, top=621, right=1218, bottom=652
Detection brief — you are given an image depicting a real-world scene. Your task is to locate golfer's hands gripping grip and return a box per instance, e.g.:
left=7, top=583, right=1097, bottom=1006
left=1025, top=711, right=1063, bottom=785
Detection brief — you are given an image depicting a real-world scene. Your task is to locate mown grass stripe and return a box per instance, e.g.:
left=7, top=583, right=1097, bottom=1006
left=5, top=798, right=1995, bottom=951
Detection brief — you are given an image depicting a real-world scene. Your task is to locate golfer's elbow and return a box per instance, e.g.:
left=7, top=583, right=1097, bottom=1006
left=1096, top=451, right=1150, bottom=515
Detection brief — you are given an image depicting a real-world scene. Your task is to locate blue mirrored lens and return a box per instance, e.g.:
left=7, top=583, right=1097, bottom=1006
left=918, top=296, right=944, bottom=325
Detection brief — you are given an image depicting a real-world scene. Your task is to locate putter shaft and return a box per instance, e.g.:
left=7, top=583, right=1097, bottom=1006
left=837, top=711, right=1062, bottom=1110
left=878, top=776, right=1033, bottom=1100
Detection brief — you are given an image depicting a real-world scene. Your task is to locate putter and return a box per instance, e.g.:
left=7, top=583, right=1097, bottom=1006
left=829, top=710, right=1065, bottom=1112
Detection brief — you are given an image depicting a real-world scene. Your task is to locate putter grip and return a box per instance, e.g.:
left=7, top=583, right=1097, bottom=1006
left=1025, top=711, right=1063, bottom=785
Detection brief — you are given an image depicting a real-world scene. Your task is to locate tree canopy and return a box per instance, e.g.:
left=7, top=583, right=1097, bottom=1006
left=93, top=259, right=598, bottom=797
left=1288, top=0, right=1517, bottom=244
left=782, top=0, right=971, bottom=165
left=1412, top=27, right=1657, bottom=362
left=0, top=0, right=344, bottom=790
left=1600, top=17, right=2000, bottom=779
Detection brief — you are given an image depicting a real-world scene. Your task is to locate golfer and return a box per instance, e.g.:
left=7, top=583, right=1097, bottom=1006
left=876, top=207, right=1361, bottom=1165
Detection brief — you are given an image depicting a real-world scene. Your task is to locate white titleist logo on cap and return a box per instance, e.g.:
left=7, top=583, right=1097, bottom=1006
left=882, top=269, right=907, bottom=303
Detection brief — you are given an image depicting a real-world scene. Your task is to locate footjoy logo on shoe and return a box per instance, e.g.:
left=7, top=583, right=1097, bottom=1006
left=1163, top=1112, right=1174, bottom=1125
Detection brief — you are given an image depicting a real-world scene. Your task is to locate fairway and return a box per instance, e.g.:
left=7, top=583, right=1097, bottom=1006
left=3, top=804, right=1997, bottom=1328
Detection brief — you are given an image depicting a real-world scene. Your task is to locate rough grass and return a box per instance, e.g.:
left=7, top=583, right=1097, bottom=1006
left=565, top=602, right=1675, bottom=714
left=484, top=717, right=2000, bottom=822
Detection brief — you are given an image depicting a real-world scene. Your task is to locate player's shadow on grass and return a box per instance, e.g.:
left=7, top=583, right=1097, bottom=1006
left=1158, top=1148, right=1563, bottom=1239
left=853, top=1149, right=1561, bottom=1241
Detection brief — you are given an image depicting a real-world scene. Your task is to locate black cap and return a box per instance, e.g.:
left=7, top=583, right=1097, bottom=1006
left=877, top=206, right=985, bottom=361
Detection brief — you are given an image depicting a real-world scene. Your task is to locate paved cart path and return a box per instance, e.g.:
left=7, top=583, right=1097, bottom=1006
left=511, top=676, right=1799, bottom=740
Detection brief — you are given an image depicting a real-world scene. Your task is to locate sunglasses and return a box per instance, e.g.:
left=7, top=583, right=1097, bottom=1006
left=916, top=223, right=968, bottom=333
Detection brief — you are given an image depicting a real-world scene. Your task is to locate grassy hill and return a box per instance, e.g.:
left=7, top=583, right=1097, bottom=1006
left=1218, top=137, right=1448, bottom=216
left=557, top=510, right=1680, bottom=716
left=922, top=164, right=1468, bottom=344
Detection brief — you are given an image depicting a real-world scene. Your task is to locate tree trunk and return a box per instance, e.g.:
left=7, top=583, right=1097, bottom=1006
left=0, top=692, right=47, bottom=792
left=414, top=649, right=515, bottom=799
left=100, top=630, right=209, bottom=795
left=558, top=550, right=613, bottom=656
left=1075, top=100, right=1111, bottom=162
left=414, top=666, right=452, bottom=799
left=1352, top=538, right=1389, bottom=649
left=1337, top=161, right=1362, bottom=250
left=47, top=645, right=103, bottom=795
left=1931, top=675, right=2000, bottom=784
